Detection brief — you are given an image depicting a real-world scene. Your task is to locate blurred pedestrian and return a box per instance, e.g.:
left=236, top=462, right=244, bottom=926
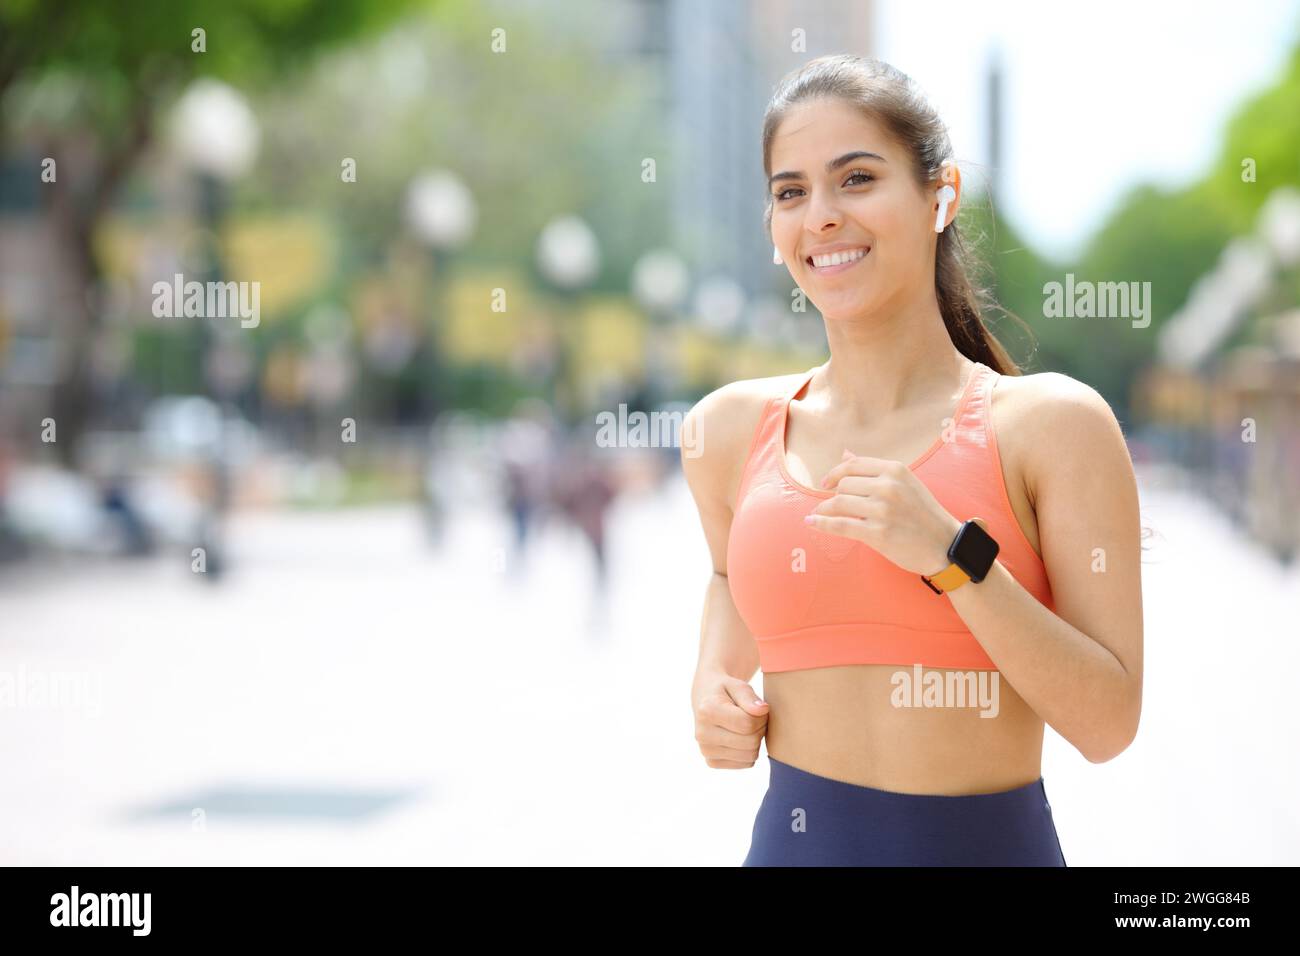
left=550, top=435, right=618, bottom=592
left=499, top=399, right=556, bottom=574
left=98, top=474, right=154, bottom=557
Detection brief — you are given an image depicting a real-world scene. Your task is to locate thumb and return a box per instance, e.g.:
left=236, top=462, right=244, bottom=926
left=730, top=683, right=768, bottom=714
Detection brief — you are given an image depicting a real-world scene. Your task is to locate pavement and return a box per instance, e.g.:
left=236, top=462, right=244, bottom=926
left=0, top=463, right=1297, bottom=865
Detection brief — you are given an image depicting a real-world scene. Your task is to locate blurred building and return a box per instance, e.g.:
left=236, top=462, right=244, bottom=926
left=1138, top=186, right=1300, bottom=562
left=610, top=0, right=876, bottom=307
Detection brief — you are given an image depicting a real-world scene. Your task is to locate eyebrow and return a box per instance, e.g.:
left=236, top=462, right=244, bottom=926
left=768, top=150, right=886, bottom=189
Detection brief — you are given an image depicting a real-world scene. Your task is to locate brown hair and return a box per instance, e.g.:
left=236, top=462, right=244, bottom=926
left=761, top=54, right=1029, bottom=375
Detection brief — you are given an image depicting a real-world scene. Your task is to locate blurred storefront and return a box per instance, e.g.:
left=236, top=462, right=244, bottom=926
left=1138, top=187, right=1300, bottom=563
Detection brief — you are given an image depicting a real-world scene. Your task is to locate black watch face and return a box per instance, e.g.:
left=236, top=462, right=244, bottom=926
left=949, top=521, right=999, bottom=582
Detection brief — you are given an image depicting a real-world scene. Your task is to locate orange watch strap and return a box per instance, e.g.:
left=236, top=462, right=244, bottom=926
left=924, top=562, right=971, bottom=592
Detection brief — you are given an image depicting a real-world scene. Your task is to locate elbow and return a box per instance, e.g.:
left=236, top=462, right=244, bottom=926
left=1081, top=709, right=1141, bottom=764
left=1082, top=735, right=1131, bottom=765
left=1080, top=668, right=1142, bottom=764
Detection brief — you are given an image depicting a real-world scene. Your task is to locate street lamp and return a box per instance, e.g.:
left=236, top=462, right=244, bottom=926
left=170, top=79, right=260, bottom=180
left=537, top=215, right=599, bottom=289
left=404, top=169, right=476, bottom=543
left=631, top=248, right=688, bottom=406
left=536, top=215, right=600, bottom=422
left=631, top=249, right=688, bottom=314
left=167, top=78, right=259, bottom=581
left=168, top=77, right=261, bottom=400
left=403, top=170, right=477, bottom=416
left=405, top=170, right=476, bottom=249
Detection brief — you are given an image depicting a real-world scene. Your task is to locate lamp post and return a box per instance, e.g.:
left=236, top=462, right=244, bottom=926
left=168, top=78, right=258, bottom=580
left=535, top=215, right=599, bottom=424
left=630, top=248, right=688, bottom=408
left=404, top=170, right=475, bottom=543
left=169, top=79, right=260, bottom=401
left=404, top=169, right=476, bottom=420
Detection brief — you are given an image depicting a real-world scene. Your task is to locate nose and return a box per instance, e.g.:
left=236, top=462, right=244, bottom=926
left=804, top=188, right=843, bottom=234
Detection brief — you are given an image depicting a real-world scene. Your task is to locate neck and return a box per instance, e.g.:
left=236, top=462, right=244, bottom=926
left=814, top=288, right=972, bottom=424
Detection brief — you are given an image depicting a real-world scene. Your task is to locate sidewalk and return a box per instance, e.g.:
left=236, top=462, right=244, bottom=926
left=0, top=468, right=1296, bottom=865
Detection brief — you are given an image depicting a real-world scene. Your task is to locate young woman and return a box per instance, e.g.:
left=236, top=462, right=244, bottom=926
left=682, top=55, right=1144, bottom=866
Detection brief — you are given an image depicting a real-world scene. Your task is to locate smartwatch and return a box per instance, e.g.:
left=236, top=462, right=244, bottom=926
left=921, top=517, right=1000, bottom=594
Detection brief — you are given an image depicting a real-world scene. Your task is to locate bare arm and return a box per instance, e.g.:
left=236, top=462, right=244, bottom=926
left=693, top=572, right=760, bottom=686
left=681, top=386, right=770, bottom=768
left=946, top=374, right=1144, bottom=762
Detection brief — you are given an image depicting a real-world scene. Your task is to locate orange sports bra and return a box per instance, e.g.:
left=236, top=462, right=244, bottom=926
left=726, top=359, right=1054, bottom=673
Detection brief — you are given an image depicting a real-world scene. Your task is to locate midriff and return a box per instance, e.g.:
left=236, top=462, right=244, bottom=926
left=761, top=664, right=1047, bottom=795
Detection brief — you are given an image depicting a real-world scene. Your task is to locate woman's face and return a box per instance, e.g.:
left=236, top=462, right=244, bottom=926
left=767, top=97, right=950, bottom=320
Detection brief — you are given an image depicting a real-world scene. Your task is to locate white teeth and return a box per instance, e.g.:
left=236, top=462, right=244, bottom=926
left=810, top=247, right=868, bottom=268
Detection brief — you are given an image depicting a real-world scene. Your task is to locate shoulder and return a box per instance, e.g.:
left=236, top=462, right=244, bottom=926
left=994, top=369, right=1121, bottom=431
left=991, top=369, right=1130, bottom=493
left=992, top=369, right=1116, bottom=419
left=680, top=369, right=808, bottom=507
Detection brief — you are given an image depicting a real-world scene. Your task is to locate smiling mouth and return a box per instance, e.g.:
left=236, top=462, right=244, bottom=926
left=806, top=247, right=871, bottom=271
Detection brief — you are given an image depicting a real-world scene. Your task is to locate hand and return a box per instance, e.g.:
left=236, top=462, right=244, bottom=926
left=691, top=670, right=769, bottom=769
left=805, top=449, right=963, bottom=576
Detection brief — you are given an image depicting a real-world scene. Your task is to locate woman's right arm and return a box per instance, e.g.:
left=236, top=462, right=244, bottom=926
left=680, top=384, right=771, bottom=769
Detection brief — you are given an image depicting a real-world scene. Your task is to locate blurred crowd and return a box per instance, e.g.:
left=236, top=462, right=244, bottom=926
left=0, top=387, right=686, bottom=597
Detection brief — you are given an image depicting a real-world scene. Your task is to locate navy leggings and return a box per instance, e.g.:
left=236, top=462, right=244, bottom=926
left=743, top=756, right=1067, bottom=866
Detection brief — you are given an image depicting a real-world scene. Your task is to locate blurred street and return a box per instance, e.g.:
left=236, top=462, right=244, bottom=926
left=0, top=0, right=1297, bottom=878
left=2, top=462, right=1297, bottom=866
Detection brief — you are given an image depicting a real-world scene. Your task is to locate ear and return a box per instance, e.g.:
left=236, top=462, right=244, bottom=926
left=936, top=161, right=962, bottom=225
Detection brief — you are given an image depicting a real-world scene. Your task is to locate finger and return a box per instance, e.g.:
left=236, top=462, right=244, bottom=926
left=699, top=728, right=764, bottom=755
left=705, top=757, right=760, bottom=769
left=813, top=493, right=874, bottom=520
left=819, top=455, right=899, bottom=489
left=820, top=474, right=878, bottom=497
left=706, top=691, right=768, bottom=736
left=804, top=513, right=871, bottom=539
left=707, top=712, right=764, bottom=749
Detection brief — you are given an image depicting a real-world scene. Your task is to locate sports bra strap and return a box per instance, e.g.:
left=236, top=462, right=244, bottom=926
left=786, top=363, right=822, bottom=402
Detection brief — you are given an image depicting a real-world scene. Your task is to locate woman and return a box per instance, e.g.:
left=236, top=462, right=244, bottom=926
left=681, top=55, right=1143, bottom=866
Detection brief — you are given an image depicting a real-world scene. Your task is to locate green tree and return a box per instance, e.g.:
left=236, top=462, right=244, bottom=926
left=1065, top=40, right=1300, bottom=409
left=0, top=0, right=433, bottom=465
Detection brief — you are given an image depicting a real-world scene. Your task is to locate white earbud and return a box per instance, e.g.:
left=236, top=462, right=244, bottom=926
left=773, top=245, right=783, bottom=265
left=934, top=185, right=956, bottom=233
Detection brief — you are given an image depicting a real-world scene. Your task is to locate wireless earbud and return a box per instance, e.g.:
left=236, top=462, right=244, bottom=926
left=773, top=245, right=783, bottom=265
left=934, top=185, right=956, bottom=233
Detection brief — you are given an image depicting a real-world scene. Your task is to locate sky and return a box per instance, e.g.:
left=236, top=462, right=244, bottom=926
left=876, top=0, right=1300, bottom=260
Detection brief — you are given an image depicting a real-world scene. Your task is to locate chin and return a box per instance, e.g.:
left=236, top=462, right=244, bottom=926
left=814, top=294, right=876, bottom=321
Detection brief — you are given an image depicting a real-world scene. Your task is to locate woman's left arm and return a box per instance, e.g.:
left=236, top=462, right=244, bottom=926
left=943, top=374, right=1144, bottom=763
left=809, top=373, right=1145, bottom=763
